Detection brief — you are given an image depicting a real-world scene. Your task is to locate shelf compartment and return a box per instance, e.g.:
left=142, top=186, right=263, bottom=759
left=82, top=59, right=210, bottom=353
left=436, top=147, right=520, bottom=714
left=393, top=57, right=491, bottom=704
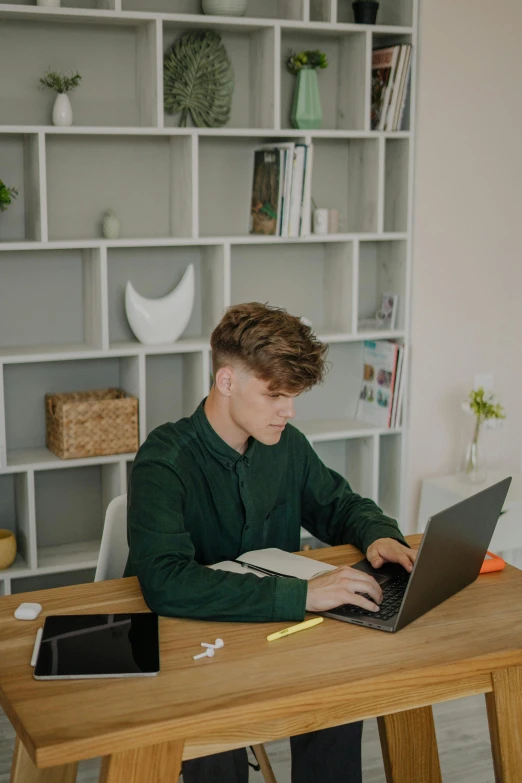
left=107, top=245, right=226, bottom=346
left=3, top=356, right=141, bottom=455
left=34, top=462, right=122, bottom=565
left=163, top=22, right=275, bottom=130
left=124, top=0, right=303, bottom=18
left=385, top=138, right=409, bottom=232
left=372, top=32, right=413, bottom=132
left=0, top=133, right=43, bottom=242
left=313, top=436, right=375, bottom=499
left=357, top=240, right=406, bottom=332
left=230, top=242, right=354, bottom=334
left=0, top=248, right=104, bottom=354
left=0, top=18, right=158, bottom=127
left=293, top=341, right=365, bottom=424
left=280, top=30, right=366, bottom=131
left=10, top=567, right=96, bottom=595
left=199, top=135, right=294, bottom=237
left=0, top=473, right=33, bottom=574
left=46, top=135, right=193, bottom=240
left=312, top=138, right=379, bottom=233
left=145, top=352, right=205, bottom=435
left=338, top=0, right=414, bottom=27
left=378, top=431, right=402, bottom=518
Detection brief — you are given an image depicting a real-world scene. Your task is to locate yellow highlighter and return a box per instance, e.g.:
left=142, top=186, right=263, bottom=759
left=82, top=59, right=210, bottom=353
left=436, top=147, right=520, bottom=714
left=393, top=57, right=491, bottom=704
left=267, top=616, right=323, bottom=642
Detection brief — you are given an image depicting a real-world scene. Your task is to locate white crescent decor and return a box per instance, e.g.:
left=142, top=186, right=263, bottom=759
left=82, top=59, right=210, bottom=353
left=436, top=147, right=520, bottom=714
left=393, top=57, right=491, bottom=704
left=125, top=264, right=195, bottom=345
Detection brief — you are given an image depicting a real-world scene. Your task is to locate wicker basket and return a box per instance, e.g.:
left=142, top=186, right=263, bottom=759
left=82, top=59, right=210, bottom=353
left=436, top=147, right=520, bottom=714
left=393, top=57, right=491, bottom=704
left=46, top=388, right=139, bottom=460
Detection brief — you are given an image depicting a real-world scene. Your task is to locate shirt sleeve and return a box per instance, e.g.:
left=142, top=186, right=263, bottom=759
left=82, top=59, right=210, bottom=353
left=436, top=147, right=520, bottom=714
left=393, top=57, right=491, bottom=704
left=299, top=435, right=408, bottom=552
left=127, top=458, right=308, bottom=623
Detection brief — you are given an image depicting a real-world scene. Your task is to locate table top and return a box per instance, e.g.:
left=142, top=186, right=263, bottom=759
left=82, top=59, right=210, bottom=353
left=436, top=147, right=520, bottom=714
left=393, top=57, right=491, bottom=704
left=1, top=535, right=522, bottom=769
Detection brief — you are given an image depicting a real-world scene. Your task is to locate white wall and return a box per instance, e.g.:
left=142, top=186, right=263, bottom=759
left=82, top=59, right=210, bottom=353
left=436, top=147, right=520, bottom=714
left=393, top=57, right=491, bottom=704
left=405, top=0, right=522, bottom=531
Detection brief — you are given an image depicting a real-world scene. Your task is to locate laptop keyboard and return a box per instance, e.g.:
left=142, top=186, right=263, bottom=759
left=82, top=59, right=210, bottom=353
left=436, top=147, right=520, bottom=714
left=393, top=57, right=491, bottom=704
left=332, top=572, right=410, bottom=621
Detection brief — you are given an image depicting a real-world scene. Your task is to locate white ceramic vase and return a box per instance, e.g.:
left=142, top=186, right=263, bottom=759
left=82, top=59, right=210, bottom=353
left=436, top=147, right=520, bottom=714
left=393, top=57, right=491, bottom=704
left=125, top=264, right=195, bottom=345
left=102, top=209, right=121, bottom=239
left=202, top=0, right=248, bottom=16
left=52, top=93, right=73, bottom=126
left=37, top=0, right=61, bottom=6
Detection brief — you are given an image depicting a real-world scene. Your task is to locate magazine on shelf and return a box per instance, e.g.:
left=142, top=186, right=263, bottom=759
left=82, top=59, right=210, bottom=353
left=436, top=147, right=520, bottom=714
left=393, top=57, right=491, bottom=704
left=397, top=48, right=412, bottom=130
left=250, top=142, right=313, bottom=237
left=288, top=144, right=306, bottom=238
left=390, top=344, right=403, bottom=428
left=249, top=147, right=283, bottom=236
left=299, top=141, right=314, bottom=236
left=371, top=46, right=400, bottom=132
left=355, top=340, right=400, bottom=428
left=385, top=45, right=408, bottom=131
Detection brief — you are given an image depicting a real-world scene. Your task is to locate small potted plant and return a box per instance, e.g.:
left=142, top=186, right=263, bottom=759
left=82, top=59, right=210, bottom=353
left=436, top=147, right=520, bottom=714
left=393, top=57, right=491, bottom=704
left=353, top=0, right=379, bottom=24
left=460, top=386, right=506, bottom=483
left=286, top=49, right=328, bottom=130
left=39, top=69, right=82, bottom=127
left=0, top=180, right=18, bottom=213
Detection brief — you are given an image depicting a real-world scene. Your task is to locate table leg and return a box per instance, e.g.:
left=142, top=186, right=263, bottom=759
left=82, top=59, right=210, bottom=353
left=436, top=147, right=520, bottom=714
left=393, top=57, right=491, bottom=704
left=99, top=739, right=184, bottom=783
left=377, top=706, right=442, bottom=783
left=485, top=666, right=522, bottom=783
left=10, top=736, right=78, bottom=783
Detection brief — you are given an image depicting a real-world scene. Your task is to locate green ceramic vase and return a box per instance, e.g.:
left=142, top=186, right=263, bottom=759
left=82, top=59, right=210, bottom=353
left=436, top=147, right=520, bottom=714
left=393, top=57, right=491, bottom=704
left=290, top=67, right=322, bottom=130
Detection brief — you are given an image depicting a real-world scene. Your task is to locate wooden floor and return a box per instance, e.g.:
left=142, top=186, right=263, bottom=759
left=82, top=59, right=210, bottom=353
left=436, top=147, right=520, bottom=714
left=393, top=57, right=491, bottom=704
left=0, top=694, right=495, bottom=781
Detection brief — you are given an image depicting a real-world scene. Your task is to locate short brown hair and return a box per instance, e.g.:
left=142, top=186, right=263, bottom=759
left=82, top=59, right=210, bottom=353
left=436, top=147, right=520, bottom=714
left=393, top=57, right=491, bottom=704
left=210, top=303, right=328, bottom=393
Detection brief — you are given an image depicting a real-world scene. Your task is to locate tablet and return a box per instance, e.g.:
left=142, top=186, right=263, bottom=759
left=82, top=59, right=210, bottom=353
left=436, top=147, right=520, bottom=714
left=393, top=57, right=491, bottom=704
left=33, top=613, right=160, bottom=680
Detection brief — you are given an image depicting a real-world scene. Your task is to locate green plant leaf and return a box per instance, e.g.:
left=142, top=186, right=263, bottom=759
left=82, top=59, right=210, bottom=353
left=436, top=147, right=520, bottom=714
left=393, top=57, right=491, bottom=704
left=164, top=30, right=234, bottom=128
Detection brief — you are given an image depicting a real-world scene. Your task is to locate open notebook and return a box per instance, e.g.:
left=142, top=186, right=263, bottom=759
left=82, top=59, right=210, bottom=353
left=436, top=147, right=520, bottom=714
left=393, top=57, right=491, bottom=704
left=209, top=548, right=337, bottom=580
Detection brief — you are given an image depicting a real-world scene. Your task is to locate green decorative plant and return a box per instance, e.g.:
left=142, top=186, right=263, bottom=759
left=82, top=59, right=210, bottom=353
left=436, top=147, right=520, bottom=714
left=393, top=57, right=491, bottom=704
left=461, top=386, right=506, bottom=477
left=164, top=31, right=234, bottom=128
left=39, top=69, right=82, bottom=94
left=286, top=50, right=329, bottom=75
left=0, top=180, right=18, bottom=213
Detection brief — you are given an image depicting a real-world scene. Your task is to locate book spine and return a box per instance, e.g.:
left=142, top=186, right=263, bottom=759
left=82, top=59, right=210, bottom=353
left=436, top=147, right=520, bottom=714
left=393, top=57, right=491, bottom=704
left=289, top=146, right=306, bottom=238
left=378, top=46, right=400, bottom=132
left=300, top=142, right=314, bottom=236
left=386, top=342, right=400, bottom=428
left=392, top=45, right=411, bottom=131
left=385, top=45, right=407, bottom=132
left=397, top=49, right=413, bottom=131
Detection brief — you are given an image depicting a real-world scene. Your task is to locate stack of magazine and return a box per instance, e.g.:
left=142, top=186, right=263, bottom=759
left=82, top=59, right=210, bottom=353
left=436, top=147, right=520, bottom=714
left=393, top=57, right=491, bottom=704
left=371, top=44, right=412, bottom=132
left=249, top=141, right=314, bottom=237
left=355, top=340, right=406, bottom=429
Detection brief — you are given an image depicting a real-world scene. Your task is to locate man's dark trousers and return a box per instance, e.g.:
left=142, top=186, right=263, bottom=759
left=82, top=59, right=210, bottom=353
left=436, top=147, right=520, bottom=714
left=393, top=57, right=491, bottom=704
left=182, top=721, right=363, bottom=783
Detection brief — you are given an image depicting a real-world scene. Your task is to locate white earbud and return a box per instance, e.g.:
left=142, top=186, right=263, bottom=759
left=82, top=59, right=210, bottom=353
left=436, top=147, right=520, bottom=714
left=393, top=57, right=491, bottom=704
left=201, top=638, right=224, bottom=649
left=193, top=647, right=215, bottom=660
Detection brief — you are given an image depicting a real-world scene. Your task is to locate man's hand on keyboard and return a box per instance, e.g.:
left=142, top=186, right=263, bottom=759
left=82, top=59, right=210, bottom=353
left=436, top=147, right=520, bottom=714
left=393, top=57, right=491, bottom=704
left=366, top=538, right=417, bottom=573
left=305, top=566, right=382, bottom=613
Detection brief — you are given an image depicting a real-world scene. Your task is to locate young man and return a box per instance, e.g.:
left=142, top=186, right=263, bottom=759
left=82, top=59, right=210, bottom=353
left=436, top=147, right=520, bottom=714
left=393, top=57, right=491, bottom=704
left=124, top=302, right=415, bottom=783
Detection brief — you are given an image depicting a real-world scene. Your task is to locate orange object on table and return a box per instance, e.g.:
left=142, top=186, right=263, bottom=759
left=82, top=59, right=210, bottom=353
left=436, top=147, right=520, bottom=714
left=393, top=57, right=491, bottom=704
left=480, top=551, right=506, bottom=574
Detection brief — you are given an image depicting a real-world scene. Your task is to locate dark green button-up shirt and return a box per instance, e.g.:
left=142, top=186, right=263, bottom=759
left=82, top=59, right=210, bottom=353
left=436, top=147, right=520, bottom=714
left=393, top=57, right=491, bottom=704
left=124, top=400, right=407, bottom=623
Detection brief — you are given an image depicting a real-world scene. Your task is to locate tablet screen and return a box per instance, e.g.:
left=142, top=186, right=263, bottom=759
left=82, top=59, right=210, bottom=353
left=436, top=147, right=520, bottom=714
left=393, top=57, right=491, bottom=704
left=34, top=613, right=160, bottom=680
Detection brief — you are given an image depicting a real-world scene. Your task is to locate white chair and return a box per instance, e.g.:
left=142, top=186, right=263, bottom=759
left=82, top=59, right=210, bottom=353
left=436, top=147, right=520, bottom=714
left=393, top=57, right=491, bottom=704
left=95, top=493, right=278, bottom=783
left=94, top=494, right=129, bottom=582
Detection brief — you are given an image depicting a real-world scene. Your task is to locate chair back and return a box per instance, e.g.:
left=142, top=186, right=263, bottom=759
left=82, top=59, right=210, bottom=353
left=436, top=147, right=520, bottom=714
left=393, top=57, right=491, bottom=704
left=94, top=494, right=129, bottom=582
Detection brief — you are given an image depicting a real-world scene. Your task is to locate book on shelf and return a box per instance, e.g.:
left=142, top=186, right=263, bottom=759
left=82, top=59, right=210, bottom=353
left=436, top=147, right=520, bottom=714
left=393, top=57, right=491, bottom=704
left=249, top=147, right=283, bottom=236
left=371, top=46, right=400, bottom=132
left=371, top=44, right=412, bottom=132
left=355, top=340, right=403, bottom=429
left=249, top=141, right=313, bottom=237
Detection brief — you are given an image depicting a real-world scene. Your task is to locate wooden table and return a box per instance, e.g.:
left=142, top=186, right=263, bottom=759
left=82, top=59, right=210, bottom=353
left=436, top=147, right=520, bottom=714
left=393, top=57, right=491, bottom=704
left=1, top=535, right=522, bottom=783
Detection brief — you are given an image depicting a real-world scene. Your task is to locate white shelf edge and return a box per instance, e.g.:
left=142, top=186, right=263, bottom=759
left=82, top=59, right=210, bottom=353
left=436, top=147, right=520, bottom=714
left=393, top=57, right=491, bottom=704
left=296, top=420, right=404, bottom=442
left=4, top=450, right=136, bottom=473
left=0, top=233, right=409, bottom=252
left=0, top=333, right=406, bottom=365
left=0, top=126, right=412, bottom=139
left=0, top=4, right=413, bottom=35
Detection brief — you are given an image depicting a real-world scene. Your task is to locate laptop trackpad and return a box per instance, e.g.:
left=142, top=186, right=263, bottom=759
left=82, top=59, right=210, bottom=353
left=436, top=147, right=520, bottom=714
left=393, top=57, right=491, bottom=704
left=351, top=558, right=406, bottom=585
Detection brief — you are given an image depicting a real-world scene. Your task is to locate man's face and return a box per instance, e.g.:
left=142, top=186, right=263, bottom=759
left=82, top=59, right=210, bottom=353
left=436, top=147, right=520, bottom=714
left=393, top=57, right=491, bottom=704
left=229, top=369, right=298, bottom=446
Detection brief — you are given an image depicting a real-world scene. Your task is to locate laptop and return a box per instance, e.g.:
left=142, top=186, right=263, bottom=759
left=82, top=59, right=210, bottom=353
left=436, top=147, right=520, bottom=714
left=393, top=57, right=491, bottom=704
left=322, top=477, right=512, bottom=632
left=33, top=612, right=160, bottom=680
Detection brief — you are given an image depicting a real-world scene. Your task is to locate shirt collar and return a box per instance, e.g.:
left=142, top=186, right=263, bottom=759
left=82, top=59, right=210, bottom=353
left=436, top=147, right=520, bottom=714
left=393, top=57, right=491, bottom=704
left=191, top=399, right=256, bottom=470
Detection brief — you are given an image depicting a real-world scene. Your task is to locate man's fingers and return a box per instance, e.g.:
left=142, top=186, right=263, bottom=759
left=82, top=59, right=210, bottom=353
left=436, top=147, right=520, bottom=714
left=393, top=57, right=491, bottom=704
left=370, top=556, right=384, bottom=568
left=346, top=593, right=380, bottom=613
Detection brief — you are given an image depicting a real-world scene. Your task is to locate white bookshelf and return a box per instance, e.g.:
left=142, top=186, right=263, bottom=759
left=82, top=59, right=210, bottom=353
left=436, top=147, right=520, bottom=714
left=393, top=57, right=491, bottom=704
left=0, top=0, right=417, bottom=593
